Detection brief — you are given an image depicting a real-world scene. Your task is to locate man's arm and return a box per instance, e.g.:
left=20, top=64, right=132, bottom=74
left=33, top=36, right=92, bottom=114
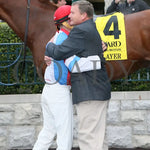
left=65, top=55, right=101, bottom=73
left=106, top=0, right=120, bottom=14
left=139, top=0, right=150, bottom=11
left=45, top=27, right=85, bottom=60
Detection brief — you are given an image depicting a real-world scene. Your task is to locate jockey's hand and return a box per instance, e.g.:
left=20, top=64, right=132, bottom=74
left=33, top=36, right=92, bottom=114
left=49, top=35, right=55, bottom=43
left=102, top=41, right=107, bottom=52
left=44, top=56, right=51, bottom=66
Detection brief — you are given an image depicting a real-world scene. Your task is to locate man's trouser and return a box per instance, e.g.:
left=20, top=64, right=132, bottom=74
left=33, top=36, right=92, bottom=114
left=76, top=100, right=109, bottom=150
left=33, top=83, right=73, bottom=150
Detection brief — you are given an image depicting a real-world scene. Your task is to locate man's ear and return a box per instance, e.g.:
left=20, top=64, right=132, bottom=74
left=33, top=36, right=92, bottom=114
left=81, top=12, right=88, bottom=20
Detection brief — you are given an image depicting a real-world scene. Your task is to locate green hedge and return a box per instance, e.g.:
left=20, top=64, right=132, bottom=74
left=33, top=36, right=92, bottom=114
left=111, top=67, right=150, bottom=91
left=0, top=23, right=150, bottom=94
left=0, top=23, right=44, bottom=94
left=0, top=22, right=22, bottom=43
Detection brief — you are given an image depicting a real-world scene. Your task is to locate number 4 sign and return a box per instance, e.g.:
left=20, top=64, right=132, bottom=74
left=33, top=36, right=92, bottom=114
left=95, top=12, right=127, bottom=61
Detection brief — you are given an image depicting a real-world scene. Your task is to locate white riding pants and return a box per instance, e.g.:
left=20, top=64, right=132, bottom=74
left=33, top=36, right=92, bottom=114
left=33, top=83, right=73, bottom=150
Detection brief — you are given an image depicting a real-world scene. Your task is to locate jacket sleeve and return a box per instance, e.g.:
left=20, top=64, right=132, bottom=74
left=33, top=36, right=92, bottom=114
left=139, top=0, right=150, bottom=11
left=106, top=0, right=118, bottom=14
left=45, top=27, right=85, bottom=60
left=65, top=55, right=101, bottom=73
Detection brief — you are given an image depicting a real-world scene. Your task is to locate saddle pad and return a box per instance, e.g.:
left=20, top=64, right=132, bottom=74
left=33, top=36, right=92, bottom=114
left=95, top=12, right=127, bottom=61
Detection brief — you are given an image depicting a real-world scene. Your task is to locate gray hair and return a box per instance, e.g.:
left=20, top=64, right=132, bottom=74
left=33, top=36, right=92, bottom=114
left=72, top=0, right=94, bottom=18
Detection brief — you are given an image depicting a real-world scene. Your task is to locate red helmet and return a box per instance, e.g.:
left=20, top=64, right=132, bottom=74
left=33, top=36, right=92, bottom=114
left=54, top=5, right=71, bottom=26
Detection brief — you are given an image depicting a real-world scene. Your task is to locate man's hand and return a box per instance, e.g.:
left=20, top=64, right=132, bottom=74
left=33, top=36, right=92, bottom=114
left=102, top=41, right=107, bottom=52
left=115, top=0, right=121, bottom=4
left=44, top=56, right=52, bottom=66
left=127, top=0, right=135, bottom=4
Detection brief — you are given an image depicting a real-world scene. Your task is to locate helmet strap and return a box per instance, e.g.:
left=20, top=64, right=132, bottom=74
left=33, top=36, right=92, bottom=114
left=62, top=21, right=73, bottom=30
left=56, top=25, right=60, bottom=32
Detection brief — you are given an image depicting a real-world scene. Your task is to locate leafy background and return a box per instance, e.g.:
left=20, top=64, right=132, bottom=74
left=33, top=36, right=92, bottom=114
left=0, top=22, right=150, bottom=94
left=0, top=22, right=44, bottom=94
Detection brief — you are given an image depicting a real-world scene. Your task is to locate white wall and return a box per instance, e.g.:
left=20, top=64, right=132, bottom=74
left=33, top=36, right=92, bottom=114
left=0, top=92, right=150, bottom=149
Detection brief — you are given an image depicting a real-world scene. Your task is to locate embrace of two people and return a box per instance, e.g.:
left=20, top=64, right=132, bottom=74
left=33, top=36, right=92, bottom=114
left=33, top=1, right=111, bottom=150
